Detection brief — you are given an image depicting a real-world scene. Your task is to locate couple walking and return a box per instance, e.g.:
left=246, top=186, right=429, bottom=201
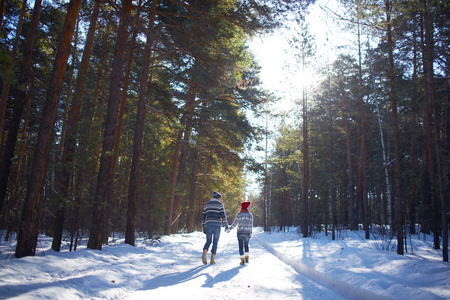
left=201, top=191, right=253, bottom=265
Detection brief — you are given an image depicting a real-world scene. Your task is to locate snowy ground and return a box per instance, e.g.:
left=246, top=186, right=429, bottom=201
left=0, top=228, right=449, bottom=299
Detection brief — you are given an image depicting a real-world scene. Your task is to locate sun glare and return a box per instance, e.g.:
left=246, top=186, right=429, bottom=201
left=293, top=68, right=315, bottom=89
left=250, top=34, right=287, bottom=92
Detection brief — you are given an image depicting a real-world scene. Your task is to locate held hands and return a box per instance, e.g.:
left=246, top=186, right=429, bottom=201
left=225, top=227, right=230, bottom=233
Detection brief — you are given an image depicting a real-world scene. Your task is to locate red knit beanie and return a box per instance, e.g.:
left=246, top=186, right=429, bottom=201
left=241, top=202, right=251, bottom=212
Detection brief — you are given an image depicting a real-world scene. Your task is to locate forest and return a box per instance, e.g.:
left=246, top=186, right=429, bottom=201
left=0, top=0, right=448, bottom=262
left=260, top=0, right=449, bottom=261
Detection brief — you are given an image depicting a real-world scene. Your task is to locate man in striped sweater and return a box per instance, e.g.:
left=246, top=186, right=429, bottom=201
left=201, top=191, right=229, bottom=265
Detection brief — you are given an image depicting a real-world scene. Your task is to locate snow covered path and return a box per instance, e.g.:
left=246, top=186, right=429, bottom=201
left=0, top=230, right=347, bottom=300
left=125, top=230, right=346, bottom=300
left=1, top=228, right=448, bottom=299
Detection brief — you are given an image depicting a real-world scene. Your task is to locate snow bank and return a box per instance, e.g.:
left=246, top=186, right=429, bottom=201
left=254, top=229, right=449, bottom=300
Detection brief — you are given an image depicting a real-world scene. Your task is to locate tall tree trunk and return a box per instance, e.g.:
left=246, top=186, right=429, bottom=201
left=330, top=102, right=336, bottom=241
left=125, top=0, right=158, bottom=246
left=52, top=0, right=101, bottom=252
left=87, top=0, right=132, bottom=250
left=187, top=150, right=198, bottom=233
left=112, top=4, right=140, bottom=169
left=375, top=98, right=392, bottom=231
left=0, top=0, right=41, bottom=221
left=420, top=7, right=440, bottom=250
left=410, top=115, right=419, bottom=234
left=0, top=0, right=27, bottom=152
left=344, top=118, right=356, bottom=230
left=164, top=129, right=183, bottom=235
left=441, top=85, right=449, bottom=260
left=410, top=24, right=419, bottom=235
left=4, top=74, right=33, bottom=242
left=59, top=19, right=79, bottom=152
left=302, top=80, right=309, bottom=238
left=264, top=112, right=269, bottom=232
left=171, top=144, right=188, bottom=234
left=163, top=80, right=195, bottom=235
left=15, top=0, right=82, bottom=258
left=172, top=83, right=197, bottom=234
left=385, top=0, right=403, bottom=255
left=356, top=18, right=369, bottom=240
left=423, top=0, right=448, bottom=261
left=50, top=17, right=78, bottom=251
left=112, top=1, right=142, bottom=245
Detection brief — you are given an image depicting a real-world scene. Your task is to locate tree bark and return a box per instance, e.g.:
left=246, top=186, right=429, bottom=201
left=344, top=118, right=356, bottom=230
left=4, top=74, right=33, bottom=242
left=112, top=2, right=141, bottom=246
left=51, top=0, right=101, bottom=252
left=0, top=0, right=41, bottom=221
left=171, top=144, right=187, bottom=234
left=423, top=0, right=448, bottom=261
left=87, top=0, right=132, bottom=250
left=409, top=23, right=419, bottom=235
left=302, top=80, right=309, bottom=238
left=420, top=5, right=440, bottom=251
left=375, top=98, right=392, bottom=231
left=172, top=83, right=197, bottom=234
left=0, top=0, right=28, bottom=152
left=108, top=0, right=144, bottom=218
left=385, top=0, right=403, bottom=255
left=164, top=129, right=183, bottom=235
left=15, top=0, right=82, bottom=258
left=125, top=0, right=158, bottom=246
left=330, top=98, right=336, bottom=241
left=357, top=20, right=369, bottom=240
left=187, top=150, right=198, bottom=232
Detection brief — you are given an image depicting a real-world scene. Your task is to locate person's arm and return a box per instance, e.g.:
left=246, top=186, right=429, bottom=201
left=250, top=214, right=253, bottom=236
left=227, top=214, right=239, bottom=232
left=220, top=203, right=228, bottom=228
left=201, top=205, right=207, bottom=233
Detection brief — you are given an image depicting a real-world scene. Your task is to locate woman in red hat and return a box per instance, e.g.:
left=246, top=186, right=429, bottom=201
left=226, top=201, right=253, bottom=265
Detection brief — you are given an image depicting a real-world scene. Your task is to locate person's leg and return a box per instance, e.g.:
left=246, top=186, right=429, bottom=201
left=211, top=224, right=221, bottom=254
left=202, top=225, right=213, bottom=265
left=209, top=224, right=221, bottom=264
left=243, top=233, right=250, bottom=263
left=237, top=233, right=245, bottom=256
left=243, top=234, right=250, bottom=253
left=237, top=233, right=246, bottom=265
left=203, top=225, right=213, bottom=251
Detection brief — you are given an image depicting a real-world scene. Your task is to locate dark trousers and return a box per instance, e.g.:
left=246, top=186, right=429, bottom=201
left=203, top=223, right=221, bottom=254
left=237, top=233, right=250, bottom=256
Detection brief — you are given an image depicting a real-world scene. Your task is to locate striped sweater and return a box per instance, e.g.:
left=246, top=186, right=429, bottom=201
left=202, top=198, right=228, bottom=227
left=228, top=211, right=253, bottom=234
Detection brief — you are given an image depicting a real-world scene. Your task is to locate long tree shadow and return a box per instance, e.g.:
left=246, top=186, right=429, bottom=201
left=0, top=274, right=116, bottom=298
left=201, top=266, right=241, bottom=288
left=140, top=265, right=209, bottom=290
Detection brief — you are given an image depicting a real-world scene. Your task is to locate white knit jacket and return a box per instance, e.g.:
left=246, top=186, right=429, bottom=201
left=228, top=211, right=253, bottom=234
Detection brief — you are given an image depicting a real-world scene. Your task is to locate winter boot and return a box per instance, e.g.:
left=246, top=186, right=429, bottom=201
left=240, top=256, right=245, bottom=265
left=202, top=249, right=208, bottom=265
left=210, top=253, right=216, bottom=265
left=245, top=253, right=249, bottom=263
